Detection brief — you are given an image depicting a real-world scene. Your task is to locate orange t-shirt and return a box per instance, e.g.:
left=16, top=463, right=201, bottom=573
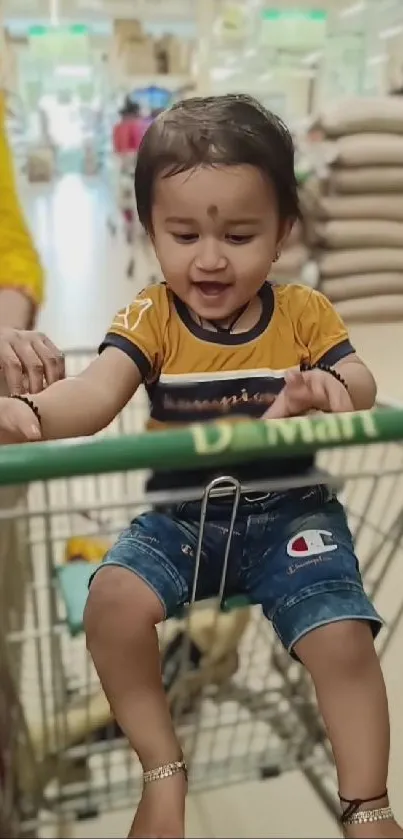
left=101, top=281, right=354, bottom=491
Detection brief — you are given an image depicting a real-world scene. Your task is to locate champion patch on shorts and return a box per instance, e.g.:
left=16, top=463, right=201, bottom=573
left=287, top=529, right=337, bottom=558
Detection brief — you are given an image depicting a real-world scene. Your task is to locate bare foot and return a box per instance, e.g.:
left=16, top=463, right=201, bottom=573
left=128, top=772, right=187, bottom=838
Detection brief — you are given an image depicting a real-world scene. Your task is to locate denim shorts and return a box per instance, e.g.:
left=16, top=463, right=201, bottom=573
left=90, top=485, right=383, bottom=655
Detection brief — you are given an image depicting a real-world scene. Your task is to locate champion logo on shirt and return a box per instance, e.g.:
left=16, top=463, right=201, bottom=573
left=286, top=529, right=337, bottom=558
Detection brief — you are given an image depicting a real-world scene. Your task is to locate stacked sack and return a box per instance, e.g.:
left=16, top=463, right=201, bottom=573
left=301, top=97, right=403, bottom=323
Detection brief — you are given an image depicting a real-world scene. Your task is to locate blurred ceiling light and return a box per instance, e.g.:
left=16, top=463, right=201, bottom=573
left=11, top=0, right=38, bottom=7
left=55, top=65, right=92, bottom=77
left=220, top=53, right=238, bottom=68
left=366, top=54, right=387, bottom=65
left=211, top=66, right=237, bottom=80
left=301, top=50, right=322, bottom=65
left=339, top=2, right=365, bottom=18
left=288, top=68, right=316, bottom=78
left=379, top=24, right=403, bottom=39
left=50, top=0, right=59, bottom=26
left=76, top=0, right=104, bottom=7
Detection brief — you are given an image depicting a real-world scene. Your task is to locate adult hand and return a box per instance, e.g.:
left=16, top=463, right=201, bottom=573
left=0, top=328, right=65, bottom=395
left=264, top=369, right=353, bottom=420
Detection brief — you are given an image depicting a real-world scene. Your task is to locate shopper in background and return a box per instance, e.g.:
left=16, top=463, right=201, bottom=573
left=112, top=97, right=150, bottom=249
left=112, top=98, right=148, bottom=156
left=0, top=91, right=65, bottom=394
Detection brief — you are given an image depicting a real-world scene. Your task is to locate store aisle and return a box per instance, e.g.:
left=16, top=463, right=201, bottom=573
left=20, top=173, right=150, bottom=351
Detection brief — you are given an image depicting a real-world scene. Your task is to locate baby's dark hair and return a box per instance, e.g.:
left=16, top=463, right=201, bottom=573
left=135, top=93, right=300, bottom=232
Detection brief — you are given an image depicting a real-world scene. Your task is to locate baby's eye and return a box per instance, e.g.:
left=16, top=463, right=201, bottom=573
left=226, top=234, right=254, bottom=244
left=171, top=232, right=198, bottom=243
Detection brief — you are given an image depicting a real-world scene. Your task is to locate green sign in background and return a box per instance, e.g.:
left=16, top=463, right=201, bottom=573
left=261, top=8, right=327, bottom=51
left=28, top=24, right=90, bottom=66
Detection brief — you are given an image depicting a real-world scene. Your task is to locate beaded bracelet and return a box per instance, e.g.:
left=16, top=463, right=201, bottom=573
left=300, top=361, right=349, bottom=394
left=10, top=394, right=42, bottom=425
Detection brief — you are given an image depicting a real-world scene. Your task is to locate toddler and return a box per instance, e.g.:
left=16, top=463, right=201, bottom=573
left=0, top=94, right=401, bottom=839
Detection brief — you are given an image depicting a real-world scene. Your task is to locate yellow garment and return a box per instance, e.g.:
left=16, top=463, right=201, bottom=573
left=65, top=536, right=110, bottom=564
left=102, top=280, right=353, bottom=490
left=0, top=93, right=44, bottom=305
left=103, top=281, right=352, bottom=429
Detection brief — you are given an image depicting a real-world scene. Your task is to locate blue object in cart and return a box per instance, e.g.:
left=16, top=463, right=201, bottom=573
left=56, top=559, right=250, bottom=637
left=56, top=562, right=100, bottom=637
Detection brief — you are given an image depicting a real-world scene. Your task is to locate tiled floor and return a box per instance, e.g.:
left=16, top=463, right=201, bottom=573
left=16, top=172, right=403, bottom=838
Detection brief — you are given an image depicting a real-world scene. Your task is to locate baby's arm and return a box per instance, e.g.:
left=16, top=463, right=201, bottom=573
left=334, top=354, right=377, bottom=411
left=265, top=289, right=377, bottom=421
left=298, top=286, right=377, bottom=412
left=0, top=347, right=142, bottom=443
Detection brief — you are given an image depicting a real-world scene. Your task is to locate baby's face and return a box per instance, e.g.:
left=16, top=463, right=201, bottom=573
left=151, top=164, right=288, bottom=320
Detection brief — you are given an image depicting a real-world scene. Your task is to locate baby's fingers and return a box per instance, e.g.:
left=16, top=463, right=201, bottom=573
left=326, top=380, right=354, bottom=413
left=263, top=389, right=289, bottom=419
left=19, top=415, right=42, bottom=441
left=264, top=380, right=312, bottom=419
left=0, top=404, right=42, bottom=444
left=284, top=369, right=306, bottom=389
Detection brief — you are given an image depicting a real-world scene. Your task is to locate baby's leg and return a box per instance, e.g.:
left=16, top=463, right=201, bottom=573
left=295, top=620, right=400, bottom=838
left=247, top=488, right=402, bottom=837
left=84, top=512, right=199, bottom=838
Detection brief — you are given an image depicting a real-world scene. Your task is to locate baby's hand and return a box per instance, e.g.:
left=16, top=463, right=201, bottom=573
left=0, top=397, right=42, bottom=444
left=264, top=368, right=353, bottom=420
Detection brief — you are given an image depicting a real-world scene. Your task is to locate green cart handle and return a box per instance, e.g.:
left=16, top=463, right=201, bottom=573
left=0, top=407, right=402, bottom=486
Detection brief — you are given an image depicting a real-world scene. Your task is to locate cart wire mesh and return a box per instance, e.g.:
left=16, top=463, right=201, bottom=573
left=1, top=349, right=403, bottom=837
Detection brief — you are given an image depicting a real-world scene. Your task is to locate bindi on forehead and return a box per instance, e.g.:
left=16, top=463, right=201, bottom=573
left=207, top=204, right=219, bottom=219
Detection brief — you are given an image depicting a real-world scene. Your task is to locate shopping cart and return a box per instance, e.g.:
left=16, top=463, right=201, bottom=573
left=1, top=353, right=403, bottom=838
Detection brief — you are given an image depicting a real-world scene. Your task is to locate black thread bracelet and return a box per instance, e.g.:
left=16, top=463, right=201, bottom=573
left=300, top=361, right=349, bottom=394
left=10, top=394, right=42, bottom=425
left=339, top=790, right=388, bottom=823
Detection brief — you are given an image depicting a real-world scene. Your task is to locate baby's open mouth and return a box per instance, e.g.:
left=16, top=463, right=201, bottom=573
left=192, top=281, right=232, bottom=296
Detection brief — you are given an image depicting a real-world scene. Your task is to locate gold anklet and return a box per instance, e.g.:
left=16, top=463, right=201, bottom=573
left=143, top=759, right=188, bottom=785
left=343, top=806, right=394, bottom=826
left=340, top=789, right=389, bottom=824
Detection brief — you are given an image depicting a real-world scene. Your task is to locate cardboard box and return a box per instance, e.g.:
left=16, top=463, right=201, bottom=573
left=118, top=38, right=157, bottom=76
left=26, top=146, right=55, bottom=183
left=113, top=19, right=143, bottom=49
left=158, top=34, right=192, bottom=76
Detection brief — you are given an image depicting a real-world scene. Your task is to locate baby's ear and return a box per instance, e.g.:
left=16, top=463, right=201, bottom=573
left=276, top=217, right=295, bottom=250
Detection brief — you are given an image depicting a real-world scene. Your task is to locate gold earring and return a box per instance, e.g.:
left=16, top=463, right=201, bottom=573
left=274, top=250, right=281, bottom=262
